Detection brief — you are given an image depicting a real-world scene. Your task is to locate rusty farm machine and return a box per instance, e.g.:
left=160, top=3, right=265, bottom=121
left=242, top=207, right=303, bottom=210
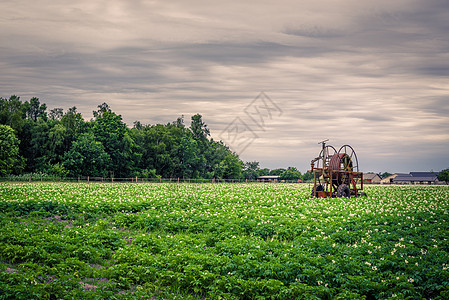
left=309, top=140, right=366, bottom=198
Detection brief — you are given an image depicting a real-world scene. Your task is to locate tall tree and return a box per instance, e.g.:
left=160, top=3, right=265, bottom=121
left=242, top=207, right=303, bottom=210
left=63, top=132, right=111, bottom=177
left=49, top=108, right=63, bottom=121
left=437, top=169, right=449, bottom=184
left=48, top=123, right=67, bottom=163
left=173, top=115, right=185, bottom=128
left=146, top=124, right=182, bottom=177
left=259, top=168, right=270, bottom=176
left=0, top=125, right=24, bottom=176
left=18, top=117, right=51, bottom=172
left=93, top=102, right=112, bottom=119
left=61, top=106, right=86, bottom=152
left=302, top=171, right=314, bottom=182
left=1, top=96, right=248, bottom=179
left=92, top=106, right=136, bottom=177
left=190, top=114, right=210, bottom=144
left=131, top=120, right=189, bottom=178
left=280, top=167, right=302, bottom=181
left=205, top=141, right=231, bottom=178
left=243, top=161, right=260, bottom=180
left=270, top=168, right=286, bottom=176
left=219, top=152, right=243, bottom=179
left=23, top=97, right=47, bottom=121
left=180, top=135, right=203, bottom=178
left=0, top=95, right=26, bottom=133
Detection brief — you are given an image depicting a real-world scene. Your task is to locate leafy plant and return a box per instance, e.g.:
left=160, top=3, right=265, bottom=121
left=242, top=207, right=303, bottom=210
left=0, top=183, right=448, bottom=299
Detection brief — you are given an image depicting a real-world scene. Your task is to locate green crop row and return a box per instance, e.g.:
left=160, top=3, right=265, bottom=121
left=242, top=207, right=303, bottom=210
left=0, top=183, right=448, bottom=299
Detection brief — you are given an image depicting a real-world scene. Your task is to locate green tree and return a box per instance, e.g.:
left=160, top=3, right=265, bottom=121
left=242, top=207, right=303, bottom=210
left=379, top=172, right=392, bottom=179
left=204, top=140, right=232, bottom=178
left=280, top=167, right=302, bottom=181
left=61, top=106, right=86, bottom=152
left=131, top=123, right=184, bottom=178
left=138, top=168, right=159, bottom=179
left=0, top=95, right=26, bottom=133
left=220, top=152, right=243, bottom=179
left=63, top=132, right=111, bottom=177
left=22, top=118, right=50, bottom=172
left=92, top=102, right=112, bottom=119
left=243, top=161, right=260, bottom=180
left=0, top=125, right=24, bottom=176
left=23, top=97, right=47, bottom=121
left=1, top=96, right=247, bottom=178
left=173, top=115, right=185, bottom=128
left=180, top=135, right=203, bottom=178
left=48, top=108, right=63, bottom=121
left=437, top=169, right=449, bottom=184
left=48, top=123, right=67, bottom=162
left=23, top=107, right=78, bottom=174
left=270, top=168, right=286, bottom=176
left=302, top=171, right=314, bottom=182
left=259, top=168, right=270, bottom=176
left=190, top=114, right=210, bottom=146
left=92, top=105, right=137, bottom=177
left=189, top=114, right=244, bottom=179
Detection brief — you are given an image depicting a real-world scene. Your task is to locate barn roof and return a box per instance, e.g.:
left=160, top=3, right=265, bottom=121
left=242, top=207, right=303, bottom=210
left=364, top=173, right=381, bottom=180
left=393, top=175, right=438, bottom=182
left=410, top=172, right=439, bottom=177
left=396, top=173, right=412, bottom=177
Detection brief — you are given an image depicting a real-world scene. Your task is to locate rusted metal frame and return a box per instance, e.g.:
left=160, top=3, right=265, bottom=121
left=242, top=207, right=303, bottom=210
left=327, top=169, right=332, bottom=197
left=353, top=172, right=364, bottom=195
left=360, top=173, right=363, bottom=190
left=349, top=173, right=358, bottom=196
left=329, top=169, right=334, bottom=198
left=322, top=150, right=326, bottom=197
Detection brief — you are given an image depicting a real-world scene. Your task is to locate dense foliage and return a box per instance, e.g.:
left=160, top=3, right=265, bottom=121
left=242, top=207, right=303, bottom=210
left=437, top=169, right=449, bottom=184
left=0, top=183, right=448, bottom=299
left=0, top=95, right=315, bottom=181
left=0, top=125, right=24, bottom=176
left=0, top=96, right=244, bottom=179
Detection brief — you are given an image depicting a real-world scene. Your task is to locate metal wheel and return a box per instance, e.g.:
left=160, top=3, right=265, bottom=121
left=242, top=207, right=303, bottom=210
left=336, top=184, right=350, bottom=198
left=337, top=145, right=359, bottom=172
left=316, top=145, right=337, bottom=169
left=311, top=184, right=324, bottom=197
left=310, top=141, right=364, bottom=198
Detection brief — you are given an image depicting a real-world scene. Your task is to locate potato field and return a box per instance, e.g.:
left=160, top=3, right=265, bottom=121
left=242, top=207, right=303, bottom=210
left=0, top=183, right=448, bottom=299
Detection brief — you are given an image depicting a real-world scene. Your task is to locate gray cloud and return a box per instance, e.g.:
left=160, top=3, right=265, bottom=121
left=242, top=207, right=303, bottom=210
left=1, top=0, right=448, bottom=172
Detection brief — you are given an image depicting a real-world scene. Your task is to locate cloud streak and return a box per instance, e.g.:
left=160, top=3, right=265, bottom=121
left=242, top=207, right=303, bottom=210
left=1, top=0, right=448, bottom=172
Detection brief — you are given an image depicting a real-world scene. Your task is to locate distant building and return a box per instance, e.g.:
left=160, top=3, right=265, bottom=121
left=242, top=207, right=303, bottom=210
left=364, top=173, right=382, bottom=183
left=380, top=173, right=405, bottom=184
left=392, top=172, right=441, bottom=185
left=257, top=175, right=280, bottom=182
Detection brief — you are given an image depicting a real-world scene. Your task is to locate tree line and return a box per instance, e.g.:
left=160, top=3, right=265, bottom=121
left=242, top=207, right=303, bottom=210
left=1, top=95, right=309, bottom=181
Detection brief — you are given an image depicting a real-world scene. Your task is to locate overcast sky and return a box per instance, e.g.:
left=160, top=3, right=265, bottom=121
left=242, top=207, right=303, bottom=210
left=1, top=0, right=448, bottom=173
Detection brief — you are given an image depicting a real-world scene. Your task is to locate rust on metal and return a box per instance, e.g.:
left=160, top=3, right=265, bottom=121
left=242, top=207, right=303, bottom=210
left=308, top=141, right=365, bottom=198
